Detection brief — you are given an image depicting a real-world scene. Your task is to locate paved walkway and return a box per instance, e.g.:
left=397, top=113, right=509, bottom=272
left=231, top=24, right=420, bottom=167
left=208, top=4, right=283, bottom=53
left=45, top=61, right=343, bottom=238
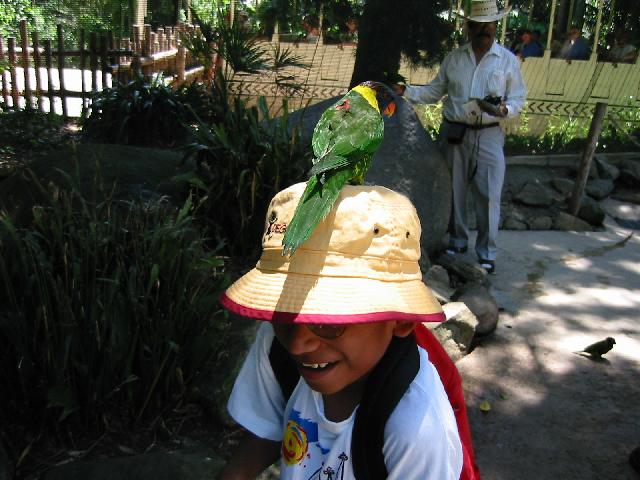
left=456, top=200, right=640, bottom=479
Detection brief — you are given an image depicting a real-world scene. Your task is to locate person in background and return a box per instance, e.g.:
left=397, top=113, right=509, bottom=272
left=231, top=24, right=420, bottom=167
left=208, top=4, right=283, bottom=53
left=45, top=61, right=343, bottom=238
left=517, top=29, right=544, bottom=59
left=343, top=15, right=359, bottom=44
left=302, top=14, right=321, bottom=43
left=608, top=31, right=637, bottom=64
left=558, top=25, right=589, bottom=60
left=393, top=0, right=527, bottom=274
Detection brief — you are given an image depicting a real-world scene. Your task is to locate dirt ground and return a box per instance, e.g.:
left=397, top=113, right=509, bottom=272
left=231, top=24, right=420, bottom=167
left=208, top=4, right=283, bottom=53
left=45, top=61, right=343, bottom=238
left=454, top=201, right=640, bottom=479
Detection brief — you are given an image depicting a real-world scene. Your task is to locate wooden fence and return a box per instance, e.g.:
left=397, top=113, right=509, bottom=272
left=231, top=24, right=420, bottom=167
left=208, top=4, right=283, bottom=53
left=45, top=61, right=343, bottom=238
left=0, top=20, right=205, bottom=117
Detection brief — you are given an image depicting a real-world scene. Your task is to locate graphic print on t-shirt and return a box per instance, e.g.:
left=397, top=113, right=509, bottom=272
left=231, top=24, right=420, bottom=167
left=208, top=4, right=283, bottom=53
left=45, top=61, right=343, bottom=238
left=282, top=409, right=349, bottom=480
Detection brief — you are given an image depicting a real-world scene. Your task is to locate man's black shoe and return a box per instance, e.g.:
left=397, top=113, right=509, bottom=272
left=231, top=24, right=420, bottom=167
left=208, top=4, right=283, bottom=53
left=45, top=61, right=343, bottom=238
left=479, top=259, right=495, bottom=275
left=445, top=246, right=468, bottom=255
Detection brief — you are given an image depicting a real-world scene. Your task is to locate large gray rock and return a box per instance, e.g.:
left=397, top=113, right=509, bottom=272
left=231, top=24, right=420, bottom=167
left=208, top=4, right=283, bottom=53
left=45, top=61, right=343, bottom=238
left=513, top=179, right=557, bottom=207
left=288, top=96, right=451, bottom=256
left=553, top=211, right=594, bottom=231
left=585, top=178, right=614, bottom=200
left=431, top=302, right=479, bottom=361
left=578, top=196, right=606, bottom=226
left=450, top=282, right=499, bottom=336
left=618, top=158, right=640, bottom=187
left=43, top=449, right=225, bottom=480
left=551, top=178, right=575, bottom=199
left=424, top=264, right=454, bottom=303
left=528, top=215, right=553, bottom=230
left=594, top=155, right=620, bottom=181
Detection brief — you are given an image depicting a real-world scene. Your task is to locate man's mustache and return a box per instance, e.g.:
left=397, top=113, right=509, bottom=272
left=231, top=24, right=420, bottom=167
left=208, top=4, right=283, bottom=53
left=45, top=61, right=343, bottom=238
left=475, top=32, right=491, bottom=37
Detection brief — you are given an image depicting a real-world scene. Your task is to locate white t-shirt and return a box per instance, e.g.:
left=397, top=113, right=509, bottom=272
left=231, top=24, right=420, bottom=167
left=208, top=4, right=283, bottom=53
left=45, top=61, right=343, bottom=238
left=227, top=323, right=462, bottom=479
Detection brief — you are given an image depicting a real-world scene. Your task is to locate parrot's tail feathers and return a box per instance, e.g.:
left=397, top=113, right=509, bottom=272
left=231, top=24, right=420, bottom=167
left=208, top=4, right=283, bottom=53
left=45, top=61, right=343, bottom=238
left=308, top=155, right=349, bottom=177
left=282, top=170, right=352, bottom=257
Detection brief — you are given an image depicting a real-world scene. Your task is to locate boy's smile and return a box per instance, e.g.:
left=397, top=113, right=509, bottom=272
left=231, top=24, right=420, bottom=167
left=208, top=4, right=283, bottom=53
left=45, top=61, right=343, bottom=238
left=273, top=320, right=415, bottom=419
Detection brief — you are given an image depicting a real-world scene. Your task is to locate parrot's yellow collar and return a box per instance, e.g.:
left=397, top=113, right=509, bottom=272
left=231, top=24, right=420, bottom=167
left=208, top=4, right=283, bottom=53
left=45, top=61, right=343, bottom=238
left=352, top=85, right=379, bottom=113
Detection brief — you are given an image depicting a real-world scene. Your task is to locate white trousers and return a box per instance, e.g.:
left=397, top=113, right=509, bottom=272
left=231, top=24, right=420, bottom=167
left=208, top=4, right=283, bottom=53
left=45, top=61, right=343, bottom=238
left=439, top=123, right=505, bottom=261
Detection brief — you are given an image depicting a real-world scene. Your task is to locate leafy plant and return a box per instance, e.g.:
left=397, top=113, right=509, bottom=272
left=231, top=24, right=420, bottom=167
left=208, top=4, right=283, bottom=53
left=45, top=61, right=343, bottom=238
left=0, top=107, right=73, bottom=161
left=0, top=164, right=230, bottom=438
left=178, top=93, right=311, bottom=258
left=80, top=74, right=215, bottom=147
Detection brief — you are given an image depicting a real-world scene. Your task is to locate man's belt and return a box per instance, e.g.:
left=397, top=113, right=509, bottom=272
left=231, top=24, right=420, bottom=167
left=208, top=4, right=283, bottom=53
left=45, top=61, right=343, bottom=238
left=444, top=118, right=500, bottom=130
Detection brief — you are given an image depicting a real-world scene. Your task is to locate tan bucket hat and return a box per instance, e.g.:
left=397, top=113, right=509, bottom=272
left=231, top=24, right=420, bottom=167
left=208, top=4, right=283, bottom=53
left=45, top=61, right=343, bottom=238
left=220, top=183, right=444, bottom=324
left=459, top=0, right=511, bottom=22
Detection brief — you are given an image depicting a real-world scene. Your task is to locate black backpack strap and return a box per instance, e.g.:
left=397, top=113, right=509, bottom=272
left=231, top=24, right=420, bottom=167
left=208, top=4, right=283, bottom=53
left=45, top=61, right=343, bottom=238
left=351, top=333, right=420, bottom=480
left=269, top=335, right=300, bottom=401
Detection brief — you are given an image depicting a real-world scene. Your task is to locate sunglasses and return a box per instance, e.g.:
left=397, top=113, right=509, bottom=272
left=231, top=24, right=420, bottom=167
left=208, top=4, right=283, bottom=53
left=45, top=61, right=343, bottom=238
left=273, top=323, right=347, bottom=340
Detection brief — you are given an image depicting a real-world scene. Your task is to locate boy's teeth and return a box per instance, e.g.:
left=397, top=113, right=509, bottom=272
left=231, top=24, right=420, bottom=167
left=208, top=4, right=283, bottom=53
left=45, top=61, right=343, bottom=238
left=302, top=362, right=329, bottom=369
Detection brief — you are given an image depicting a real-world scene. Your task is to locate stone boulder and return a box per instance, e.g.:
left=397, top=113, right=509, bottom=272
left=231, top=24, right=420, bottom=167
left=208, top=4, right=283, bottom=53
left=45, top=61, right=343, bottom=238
left=528, top=215, right=554, bottom=230
left=578, top=196, right=606, bottom=226
left=429, top=302, right=479, bottom=361
left=594, top=155, right=620, bottom=181
left=551, top=178, right=575, bottom=199
left=585, top=178, right=614, bottom=200
left=424, top=264, right=455, bottom=303
left=513, top=179, right=558, bottom=207
left=287, top=96, right=451, bottom=256
left=553, top=211, right=594, bottom=231
left=618, top=158, right=640, bottom=187
left=450, top=282, right=499, bottom=336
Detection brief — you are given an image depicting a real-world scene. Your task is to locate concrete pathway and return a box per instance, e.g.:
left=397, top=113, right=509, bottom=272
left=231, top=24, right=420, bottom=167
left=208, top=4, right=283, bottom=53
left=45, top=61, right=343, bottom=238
left=456, top=200, right=640, bottom=479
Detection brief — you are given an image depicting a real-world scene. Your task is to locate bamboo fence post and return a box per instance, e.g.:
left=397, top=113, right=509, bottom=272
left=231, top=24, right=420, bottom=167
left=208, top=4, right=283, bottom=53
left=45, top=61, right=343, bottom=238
left=100, top=34, right=109, bottom=89
left=44, top=40, right=54, bottom=112
left=56, top=24, right=68, bottom=117
left=176, top=46, right=186, bottom=85
left=133, top=25, right=142, bottom=54
left=0, top=36, right=10, bottom=106
left=90, top=32, right=98, bottom=92
left=150, top=32, right=157, bottom=54
left=143, top=24, right=152, bottom=56
left=19, top=20, right=33, bottom=109
left=31, top=31, right=44, bottom=111
left=569, top=102, right=608, bottom=215
left=79, top=29, right=87, bottom=109
left=157, top=28, right=165, bottom=52
left=8, top=38, right=19, bottom=108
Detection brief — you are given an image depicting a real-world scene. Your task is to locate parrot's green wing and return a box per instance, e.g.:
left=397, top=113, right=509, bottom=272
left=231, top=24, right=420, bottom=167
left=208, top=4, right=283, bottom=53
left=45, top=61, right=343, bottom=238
left=308, top=154, right=349, bottom=177
left=282, top=168, right=353, bottom=257
left=281, top=88, right=386, bottom=256
left=311, top=91, right=384, bottom=165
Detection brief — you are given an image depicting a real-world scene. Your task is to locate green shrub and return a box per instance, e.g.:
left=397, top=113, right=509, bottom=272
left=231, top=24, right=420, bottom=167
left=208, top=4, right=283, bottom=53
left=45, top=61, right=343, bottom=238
left=0, top=107, right=72, bottom=160
left=178, top=89, right=310, bottom=258
left=80, top=75, right=216, bottom=147
left=0, top=168, right=229, bottom=436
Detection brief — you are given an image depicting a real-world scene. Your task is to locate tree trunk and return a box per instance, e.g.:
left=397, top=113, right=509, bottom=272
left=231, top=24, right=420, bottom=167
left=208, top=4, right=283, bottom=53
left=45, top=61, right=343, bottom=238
left=349, top=0, right=404, bottom=88
left=555, top=0, right=571, bottom=33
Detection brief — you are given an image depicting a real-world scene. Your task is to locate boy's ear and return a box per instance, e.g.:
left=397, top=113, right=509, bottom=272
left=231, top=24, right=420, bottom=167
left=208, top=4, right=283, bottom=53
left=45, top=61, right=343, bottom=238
left=393, top=321, right=416, bottom=338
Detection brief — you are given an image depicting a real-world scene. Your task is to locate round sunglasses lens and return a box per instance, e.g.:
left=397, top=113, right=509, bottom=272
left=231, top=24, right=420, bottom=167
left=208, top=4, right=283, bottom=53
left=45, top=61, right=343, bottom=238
left=307, top=324, right=346, bottom=339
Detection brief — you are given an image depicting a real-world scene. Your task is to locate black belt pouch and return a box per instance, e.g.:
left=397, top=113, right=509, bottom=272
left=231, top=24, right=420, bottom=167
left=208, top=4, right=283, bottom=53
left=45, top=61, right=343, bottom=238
left=446, top=122, right=467, bottom=144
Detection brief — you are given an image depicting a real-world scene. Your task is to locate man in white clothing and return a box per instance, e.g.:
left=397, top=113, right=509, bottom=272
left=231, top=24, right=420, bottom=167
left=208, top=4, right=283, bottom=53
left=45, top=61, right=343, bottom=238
left=394, top=0, right=526, bottom=274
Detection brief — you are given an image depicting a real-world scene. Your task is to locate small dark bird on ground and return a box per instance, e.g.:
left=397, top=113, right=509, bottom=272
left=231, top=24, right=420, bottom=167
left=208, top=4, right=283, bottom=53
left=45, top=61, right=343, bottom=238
left=574, top=337, right=616, bottom=359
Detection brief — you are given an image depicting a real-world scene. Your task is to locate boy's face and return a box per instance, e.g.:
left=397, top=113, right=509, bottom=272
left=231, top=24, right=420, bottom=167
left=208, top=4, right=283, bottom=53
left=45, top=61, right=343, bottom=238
left=273, top=321, right=415, bottom=397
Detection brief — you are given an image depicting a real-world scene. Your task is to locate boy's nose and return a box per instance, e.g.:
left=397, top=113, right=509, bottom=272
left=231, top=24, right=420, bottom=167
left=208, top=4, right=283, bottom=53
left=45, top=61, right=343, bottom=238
left=275, top=324, right=322, bottom=355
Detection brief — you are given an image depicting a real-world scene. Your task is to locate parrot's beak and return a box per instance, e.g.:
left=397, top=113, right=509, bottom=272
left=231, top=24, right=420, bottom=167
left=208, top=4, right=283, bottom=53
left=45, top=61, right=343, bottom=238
left=383, top=101, right=396, bottom=117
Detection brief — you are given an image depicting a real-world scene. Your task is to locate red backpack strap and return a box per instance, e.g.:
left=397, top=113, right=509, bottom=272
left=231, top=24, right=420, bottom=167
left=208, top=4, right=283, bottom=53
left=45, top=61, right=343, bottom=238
left=414, top=324, right=481, bottom=480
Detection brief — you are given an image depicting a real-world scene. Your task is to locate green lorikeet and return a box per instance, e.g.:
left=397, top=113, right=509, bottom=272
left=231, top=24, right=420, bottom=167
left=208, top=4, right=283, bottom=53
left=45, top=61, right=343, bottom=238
left=282, top=81, right=396, bottom=256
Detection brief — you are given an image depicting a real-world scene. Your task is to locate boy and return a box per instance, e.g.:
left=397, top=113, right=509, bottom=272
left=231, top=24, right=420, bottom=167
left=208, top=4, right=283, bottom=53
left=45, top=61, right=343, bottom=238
left=218, top=183, right=463, bottom=479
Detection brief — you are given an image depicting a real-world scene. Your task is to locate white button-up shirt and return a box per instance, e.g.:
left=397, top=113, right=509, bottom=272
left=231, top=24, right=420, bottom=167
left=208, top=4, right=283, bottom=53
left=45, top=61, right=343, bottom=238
left=405, top=41, right=526, bottom=125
